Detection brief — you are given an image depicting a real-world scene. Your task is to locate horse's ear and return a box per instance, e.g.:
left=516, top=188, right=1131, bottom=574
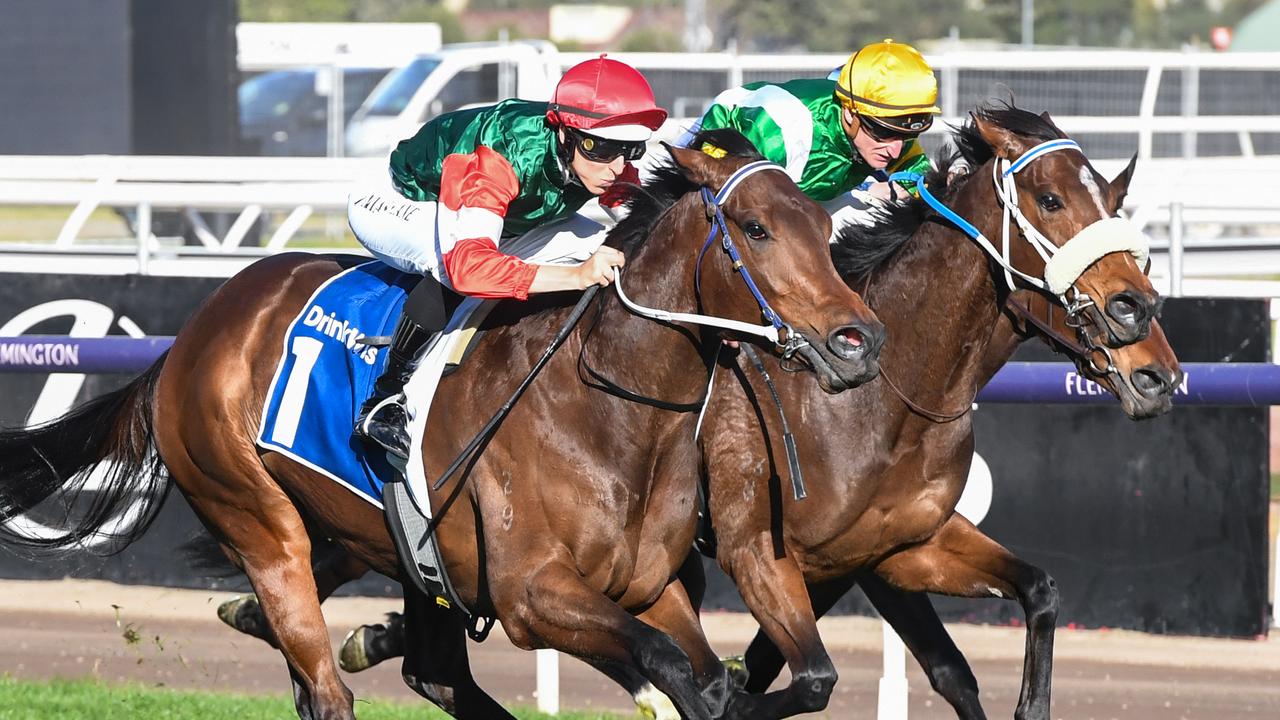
left=1109, top=152, right=1139, bottom=213
left=1039, top=111, right=1069, bottom=139
left=663, top=142, right=724, bottom=189
left=971, top=111, right=1023, bottom=161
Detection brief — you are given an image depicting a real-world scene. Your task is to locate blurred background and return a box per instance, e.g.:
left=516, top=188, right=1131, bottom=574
left=0, top=2, right=1278, bottom=717
left=1, top=0, right=1277, bottom=627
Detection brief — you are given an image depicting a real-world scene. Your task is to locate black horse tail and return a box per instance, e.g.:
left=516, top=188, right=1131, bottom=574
left=0, top=355, right=170, bottom=553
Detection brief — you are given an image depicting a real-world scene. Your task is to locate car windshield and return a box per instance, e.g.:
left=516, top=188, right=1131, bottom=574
left=363, top=57, right=443, bottom=117
left=238, top=71, right=314, bottom=124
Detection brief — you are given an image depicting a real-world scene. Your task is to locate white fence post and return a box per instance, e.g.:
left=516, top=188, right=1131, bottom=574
left=1169, top=202, right=1184, bottom=297
left=135, top=202, right=151, bottom=276
left=877, top=619, right=910, bottom=720
left=536, top=647, right=560, bottom=715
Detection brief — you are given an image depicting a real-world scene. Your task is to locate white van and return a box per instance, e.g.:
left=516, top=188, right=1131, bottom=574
left=344, top=41, right=560, bottom=158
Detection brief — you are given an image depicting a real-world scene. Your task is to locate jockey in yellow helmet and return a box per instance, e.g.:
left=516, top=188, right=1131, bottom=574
left=685, top=39, right=942, bottom=205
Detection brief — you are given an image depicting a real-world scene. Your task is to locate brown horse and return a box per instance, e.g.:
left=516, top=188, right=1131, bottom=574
left=725, top=291, right=1181, bottom=720
left=680, top=104, right=1181, bottom=720
left=219, top=106, right=1183, bottom=720
left=0, top=139, right=884, bottom=720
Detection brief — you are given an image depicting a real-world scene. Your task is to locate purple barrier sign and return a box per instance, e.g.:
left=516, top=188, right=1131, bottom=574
left=977, top=361, right=1280, bottom=406
left=2, top=336, right=1279, bottom=407
left=0, top=336, right=175, bottom=374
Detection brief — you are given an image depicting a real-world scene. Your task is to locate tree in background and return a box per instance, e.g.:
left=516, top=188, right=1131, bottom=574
left=240, top=0, right=355, bottom=21
left=240, top=0, right=1273, bottom=51
left=240, top=0, right=465, bottom=41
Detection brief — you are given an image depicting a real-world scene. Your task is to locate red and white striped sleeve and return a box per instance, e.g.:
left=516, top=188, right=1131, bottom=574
left=437, top=146, right=538, bottom=299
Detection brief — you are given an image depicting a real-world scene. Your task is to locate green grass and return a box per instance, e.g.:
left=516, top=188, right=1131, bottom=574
left=0, top=206, right=131, bottom=244
left=1272, top=471, right=1280, bottom=500
left=0, top=677, right=624, bottom=719
left=0, top=205, right=361, bottom=249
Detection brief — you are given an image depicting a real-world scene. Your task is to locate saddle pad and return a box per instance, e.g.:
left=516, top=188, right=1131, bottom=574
left=256, top=261, right=418, bottom=506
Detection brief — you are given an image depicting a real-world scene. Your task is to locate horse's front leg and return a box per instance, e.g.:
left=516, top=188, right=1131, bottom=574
left=635, top=575, right=740, bottom=718
left=714, top=536, right=838, bottom=719
left=874, top=513, right=1058, bottom=720
left=591, top=571, right=738, bottom=720
left=737, top=574, right=855, bottom=694
left=497, top=560, right=716, bottom=720
left=738, top=572, right=987, bottom=719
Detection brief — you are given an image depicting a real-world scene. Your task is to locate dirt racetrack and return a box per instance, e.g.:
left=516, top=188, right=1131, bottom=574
left=0, top=579, right=1277, bottom=719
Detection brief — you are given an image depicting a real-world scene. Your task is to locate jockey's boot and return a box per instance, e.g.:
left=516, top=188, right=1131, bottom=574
left=354, top=313, right=434, bottom=459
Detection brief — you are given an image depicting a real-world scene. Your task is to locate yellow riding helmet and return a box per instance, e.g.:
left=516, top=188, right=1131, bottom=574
left=836, top=39, right=941, bottom=133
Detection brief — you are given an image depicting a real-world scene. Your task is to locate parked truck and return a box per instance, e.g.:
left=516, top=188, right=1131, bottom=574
left=344, top=41, right=561, bottom=158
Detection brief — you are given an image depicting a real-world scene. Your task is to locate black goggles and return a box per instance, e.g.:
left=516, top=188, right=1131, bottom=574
left=566, top=128, right=646, bottom=163
left=856, top=114, right=926, bottom=143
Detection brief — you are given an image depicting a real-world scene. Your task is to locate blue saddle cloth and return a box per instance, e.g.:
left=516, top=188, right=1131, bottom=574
left=256, top=261, right=417, bottom=506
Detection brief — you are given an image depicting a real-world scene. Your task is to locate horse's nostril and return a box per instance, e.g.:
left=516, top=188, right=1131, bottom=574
left=828, top=325, right=865, bottom=359
left=1132, top=368, right=1171, bottom=397
left=838, top=327, right=863, bottom=347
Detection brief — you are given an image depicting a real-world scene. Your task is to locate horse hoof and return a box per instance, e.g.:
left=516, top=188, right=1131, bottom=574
left=216, top=594, right=260, bottom=633
left=721, top=655, right=750, bottom=690
left=339, top=626, right=372, bottom=673
left=633, top=683, right=680, bottom=720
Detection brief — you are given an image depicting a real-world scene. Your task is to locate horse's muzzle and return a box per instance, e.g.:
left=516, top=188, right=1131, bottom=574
left=797, top=320, right=883, bottom=392
left=1118, top=362, right=1182, bottom=419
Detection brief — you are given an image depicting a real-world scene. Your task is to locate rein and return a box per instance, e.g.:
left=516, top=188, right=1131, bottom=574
left=868, top=139, right=1145, bottom=423
left=580, top=158, right=811, bottom=499
left=1004, top=294, right=1088, bottom=356
left=428, top=285, right=602, bottom=492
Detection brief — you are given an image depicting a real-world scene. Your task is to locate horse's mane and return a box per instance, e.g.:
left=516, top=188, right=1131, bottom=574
left=606, top=128, right=765, bottom=254
left=831, top=101, right=1064, bottom=285
left=952, top=101, right=1067, bottom=169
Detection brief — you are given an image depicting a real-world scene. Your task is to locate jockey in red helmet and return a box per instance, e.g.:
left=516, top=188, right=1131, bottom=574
left=348, top=56, right=667, bottom=458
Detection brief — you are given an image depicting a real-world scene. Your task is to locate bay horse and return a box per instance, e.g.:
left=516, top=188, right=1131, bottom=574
left=0, top=139, right=884, bottom=720
left=681, top=104, right=1182, bottom=720
left=219, top=106, right=1182, bottom=720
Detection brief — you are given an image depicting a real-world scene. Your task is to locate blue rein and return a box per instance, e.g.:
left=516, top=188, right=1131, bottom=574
left=887, top=170, right=986, bottom=242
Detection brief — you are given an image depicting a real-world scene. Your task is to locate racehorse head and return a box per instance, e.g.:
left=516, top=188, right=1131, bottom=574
left=952, top=104, right=1181, bottom=417
left=1005, top=288, right=1182, bottom=419
left=960, top=105, right=1160, bottom=348
left=619, top=129, right=884, bottom=392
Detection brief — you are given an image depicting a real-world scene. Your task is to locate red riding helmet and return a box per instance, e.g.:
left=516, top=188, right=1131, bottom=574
left=547, top=56, right=668, bottom=142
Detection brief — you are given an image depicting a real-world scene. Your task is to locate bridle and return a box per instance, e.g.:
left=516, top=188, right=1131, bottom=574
left=613, top=159, right=812, bottom=360
left=891, top=137, right=1150, bottom=378
left=595, top=159, right=828, bottom=500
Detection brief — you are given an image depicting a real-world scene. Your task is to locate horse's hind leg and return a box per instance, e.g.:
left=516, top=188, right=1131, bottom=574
left=740, top=572, right=988, bottom=719
left=218, top=550, right=371, bottom=651
left=857, top=571, right=987, bottom=720
left=339, top=609, right=405, bottom=673
left=167, top=457, right=356, bottom=719
left=399, top=588, right=514, bottom=719
left=874, top=514, right=1057, bottom=720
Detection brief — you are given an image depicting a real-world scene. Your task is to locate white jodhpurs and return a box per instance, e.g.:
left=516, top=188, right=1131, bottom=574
left=346, top=171, right=611, bottom=286
left=347, top=171, right=446, bottom=278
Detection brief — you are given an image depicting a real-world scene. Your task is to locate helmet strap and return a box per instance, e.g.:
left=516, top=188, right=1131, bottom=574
left=553, top=127, right=583, bottom=188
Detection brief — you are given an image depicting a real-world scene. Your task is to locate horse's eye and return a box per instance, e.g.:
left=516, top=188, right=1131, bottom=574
left=1037, top=193, right=1063, bottom=212
left=743, top=221, right=769, bottom=241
